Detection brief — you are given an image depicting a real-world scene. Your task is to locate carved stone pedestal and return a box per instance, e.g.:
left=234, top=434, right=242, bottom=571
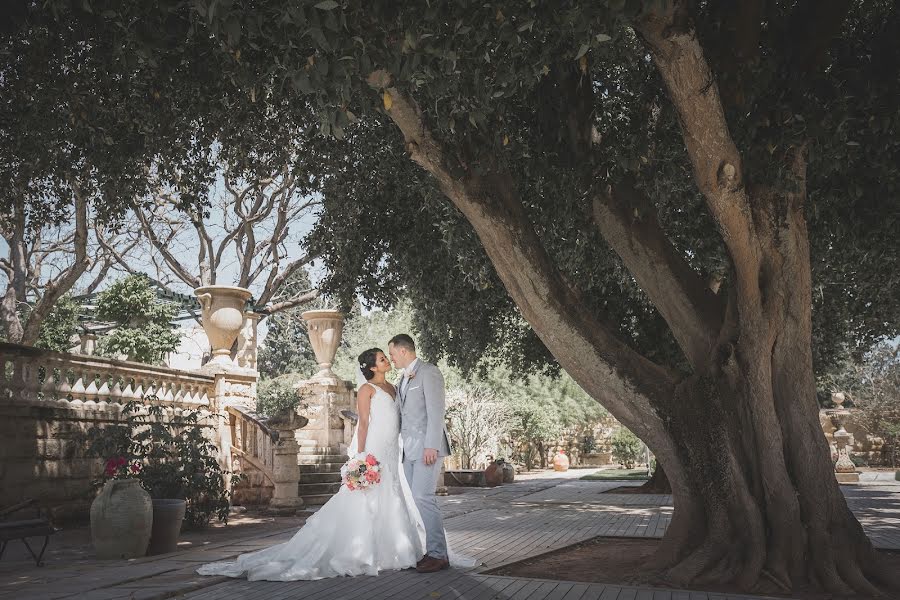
left=266, top=409, right=309, bottom=515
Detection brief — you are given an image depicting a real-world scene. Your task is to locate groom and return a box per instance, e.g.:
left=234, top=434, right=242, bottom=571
left=388, top=334, right=452, bottom=573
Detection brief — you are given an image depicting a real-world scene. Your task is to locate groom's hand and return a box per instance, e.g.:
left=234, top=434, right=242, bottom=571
left=423, top=448, right=438, bottom=466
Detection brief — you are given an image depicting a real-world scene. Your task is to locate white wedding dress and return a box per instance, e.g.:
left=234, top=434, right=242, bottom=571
left=197, top=383, right=426, bottom=581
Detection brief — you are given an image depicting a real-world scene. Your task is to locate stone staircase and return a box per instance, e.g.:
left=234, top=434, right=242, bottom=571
left=297, top=445, right=347, bottom=506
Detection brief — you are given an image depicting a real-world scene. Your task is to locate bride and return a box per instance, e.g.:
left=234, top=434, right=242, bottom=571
left=197, top=348, right=452, bottom=581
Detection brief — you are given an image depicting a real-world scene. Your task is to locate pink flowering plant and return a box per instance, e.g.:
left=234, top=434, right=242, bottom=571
left=102, top=455, right=143, bottom=479
left=341, top=453, right=382, bottom=491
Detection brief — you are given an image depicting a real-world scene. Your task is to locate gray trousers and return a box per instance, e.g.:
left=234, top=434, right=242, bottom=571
left=403, top=458, right=447, bottom=560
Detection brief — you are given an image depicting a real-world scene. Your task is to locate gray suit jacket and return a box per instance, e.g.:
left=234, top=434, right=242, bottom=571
left=399, top=360, right=452, bottom=461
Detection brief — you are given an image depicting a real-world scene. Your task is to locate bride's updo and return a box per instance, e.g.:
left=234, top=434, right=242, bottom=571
left=358, top=348, right=383, bottom=380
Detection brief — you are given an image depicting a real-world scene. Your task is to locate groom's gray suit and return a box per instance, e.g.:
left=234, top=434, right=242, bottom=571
left=399, top=359, right=452, bottom=560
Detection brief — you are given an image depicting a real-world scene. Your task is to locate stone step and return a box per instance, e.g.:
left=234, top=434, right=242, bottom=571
left=298, top=462, right=345, bottom=473
left=300, top=493, right=337, bottom=506
left=297, top=482, right=343, bottom=496
left=297, top=455, right=348, bottom=465
left=301, top=472, right=343, bottom=484
left=297, top=446, right=342, bottom=455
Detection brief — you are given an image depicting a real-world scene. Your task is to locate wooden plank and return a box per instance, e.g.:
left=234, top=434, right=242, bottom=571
left=559, top=582, right=590, bottom=600
left=596, top=585, right=622, bottom=600
left=615, top=588, right=638, bottom=600
left=489, top=577, right=530, bottom=599
left=542, top=582, right=575, bottom=600
left=505, top=579, right=547, bottom=600
left=466, top=576, right=520, bottom=600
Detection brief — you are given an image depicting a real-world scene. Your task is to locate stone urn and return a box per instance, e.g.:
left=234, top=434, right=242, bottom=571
left=195, top=286, right=252, bottom=370
left=484, top=461, right=504, bottom=487
left=90, top=479, right=153, bottom=559
left=501, top=461, right=515, bottom=483
left=302, top=310, right=345, bottom=381
left=553, top=451, right=570, bottom=472
left=146, top=499, right=187, bottom=555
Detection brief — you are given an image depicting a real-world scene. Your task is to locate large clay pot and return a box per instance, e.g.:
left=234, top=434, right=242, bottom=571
left=195, top=285, right=252, bottom=369
left=302, top=310, right=345, bottom=381
left=484, top=462, right=503, bottom=487
left=501, top=462, right=515, bottom=483
left=146, top=499, right=187, bottom=556
left=90, top=479, right=153, bottom=559
left=552, top=451, right=570, bottom=472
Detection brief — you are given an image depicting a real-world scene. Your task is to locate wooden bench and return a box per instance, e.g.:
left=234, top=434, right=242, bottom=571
left=0, top=499, right=57, bottom=566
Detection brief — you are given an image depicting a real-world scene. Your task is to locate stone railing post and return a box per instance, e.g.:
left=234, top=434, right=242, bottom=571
left=212, top=370, right=259, bottom=494
left=266, top=409, right=309, bottom=515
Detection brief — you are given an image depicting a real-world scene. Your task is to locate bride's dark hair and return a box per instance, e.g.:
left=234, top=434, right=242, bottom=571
left=358, top=348, right=383, bottom=381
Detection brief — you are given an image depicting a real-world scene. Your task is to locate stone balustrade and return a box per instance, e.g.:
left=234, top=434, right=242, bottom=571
left=0, top=342, right=216, bottom=412
left=226, top=405, right=309, bottom=514
left=0, top=342, right=220, bottom=520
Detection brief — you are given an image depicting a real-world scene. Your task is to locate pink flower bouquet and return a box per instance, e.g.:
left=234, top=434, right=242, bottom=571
left=341, top=453, right=382, bottom=491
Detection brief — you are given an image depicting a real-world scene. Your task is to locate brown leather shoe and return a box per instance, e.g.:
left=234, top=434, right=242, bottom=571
left=416, top=555, right=428, bottom=567
left=416, top=555, right=450, bottom=573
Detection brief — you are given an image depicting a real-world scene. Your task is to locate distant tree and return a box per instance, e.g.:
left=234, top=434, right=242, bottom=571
left=611, top=428, right=644, bottom=470
left=35, top=294, right=80, bottom=353
left=445, top=386, right=511, bottom=469
left=822, top=343, right=900, bottom=468
left=95, top=275, right=180, bottom=364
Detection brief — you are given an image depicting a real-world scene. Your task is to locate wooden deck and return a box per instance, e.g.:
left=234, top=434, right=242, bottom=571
left=2, top=473, right=897, bottom=600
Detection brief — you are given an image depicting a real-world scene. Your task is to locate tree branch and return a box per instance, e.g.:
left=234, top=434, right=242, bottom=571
left=133, top=201, right=201, bottom=288
left=256, top=252, right=316, bottom=307
left=260, top=288, right=319, bottom=315
left=22, top=179, right=91, bottom=344
left=379, top=79, right=679, bottom=459
left=593, top=182, right=724, bottom=368
left=636, top=3, right=763, bottom=310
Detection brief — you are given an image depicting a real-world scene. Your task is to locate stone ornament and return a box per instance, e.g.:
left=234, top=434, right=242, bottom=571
left=194, top=286, right=252, bottom=371
left=90, top=479, right=153, bottom=559
left=301, top=310, right=345, bottom=382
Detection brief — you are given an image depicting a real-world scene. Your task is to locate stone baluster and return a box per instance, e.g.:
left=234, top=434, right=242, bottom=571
left=83, top=371, right=100, bottom=408
left=69, top=368, right=86, bottom=407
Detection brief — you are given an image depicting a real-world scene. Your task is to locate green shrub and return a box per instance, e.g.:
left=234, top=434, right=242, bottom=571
left=84, top=397, right=238, bottom=529
left=257, top=373, right=306, bottom=417
left=611, top=427, right=643, bottom=469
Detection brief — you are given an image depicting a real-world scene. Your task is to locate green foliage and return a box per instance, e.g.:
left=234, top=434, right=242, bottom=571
left=35, top=294, right=80, bottom=352
left=257, top=373, right=307, bottom=417
left=331, top=300, right=416, bottom=383
left=580, top=469, right=648, bottom=481
left=258, top=312, right=318, bottom=379
left=821, top=342, right=900, bottom=467
left=610, top=428, right=644, bottom=469
left=95, top=275, right=180, bottom=364
left=84, top=398, right=236, bottom=529
left=7, top=2, right=899, bottom=381
left=258, top=268, right=322, bottom=378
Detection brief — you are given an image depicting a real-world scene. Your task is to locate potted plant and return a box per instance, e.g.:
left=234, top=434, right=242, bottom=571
left=86, top=397, right=236, bottom=557
left=88, top=455, right=153, bottom=559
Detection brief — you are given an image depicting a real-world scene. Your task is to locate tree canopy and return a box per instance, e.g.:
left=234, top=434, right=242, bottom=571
left=5, top=0, right=900, bottom=594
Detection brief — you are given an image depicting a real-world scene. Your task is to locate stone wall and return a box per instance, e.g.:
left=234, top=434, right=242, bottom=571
left=0, top=343, right=219, bottom=523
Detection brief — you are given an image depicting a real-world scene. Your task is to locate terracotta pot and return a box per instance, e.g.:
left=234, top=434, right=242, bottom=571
left=302, top=309, right=345, bottom=381
left=194, top=285, right=252, bottom=369
left=146, top=499, right=187, bottom=555
left=90, top=479, right=153, bottom=559
left=501, top=462, right=515, bottom=483
left=552, top=452, right=570, bottom=472
left=484, top=462, right=503, bottom=487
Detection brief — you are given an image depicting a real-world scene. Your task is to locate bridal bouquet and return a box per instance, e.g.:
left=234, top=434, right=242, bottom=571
left=341, top=453, right=382, bottom=491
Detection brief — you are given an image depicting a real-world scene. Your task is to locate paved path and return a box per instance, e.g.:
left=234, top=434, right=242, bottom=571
left=1, top=470, right=897, bottom=600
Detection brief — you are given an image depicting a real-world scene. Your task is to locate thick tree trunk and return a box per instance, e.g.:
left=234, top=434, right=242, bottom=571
left=636, top=461, right=671, bottom=494
left=378, top=53, right=893, bottom=593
